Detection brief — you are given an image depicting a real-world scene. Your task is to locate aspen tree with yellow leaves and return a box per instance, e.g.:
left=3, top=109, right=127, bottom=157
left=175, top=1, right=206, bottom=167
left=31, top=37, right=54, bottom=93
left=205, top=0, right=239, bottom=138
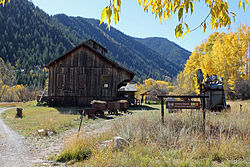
left=0, top=57, right=42, bottom=102
left=99, top=0, right=249, bottom=37
left=136, top=78, right=172, bottom=101
left=179, top=25, right=249, bottom=98
left=0, top=0, right=10, bottom=7
left=175, top=71, right=196, bottom=95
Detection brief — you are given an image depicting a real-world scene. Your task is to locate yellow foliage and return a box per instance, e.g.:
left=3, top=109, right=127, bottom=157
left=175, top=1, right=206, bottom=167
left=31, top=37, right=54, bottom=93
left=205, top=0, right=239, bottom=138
left=15, top=84, right=22, bottom=90
left=181, top=25, right=250, bottom=96
left=144, top=78, right=155, bottom=87
left=175, top=71, right=197, bottom=95
left=42, top=68, right=48, bottom=73
left=136, top=78, right=172, bottom=101
left=0, top=82, right=37, bottom=102
left=100, top=0, right=249, bottom=37
left=0, top=0, right=10, bottom=7
left=2, top=85, right=16, bottom=102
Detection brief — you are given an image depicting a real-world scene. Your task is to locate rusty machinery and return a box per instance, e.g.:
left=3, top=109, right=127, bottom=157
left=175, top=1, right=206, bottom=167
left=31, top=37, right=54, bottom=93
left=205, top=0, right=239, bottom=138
left=197, top=69, right=230, bottom=111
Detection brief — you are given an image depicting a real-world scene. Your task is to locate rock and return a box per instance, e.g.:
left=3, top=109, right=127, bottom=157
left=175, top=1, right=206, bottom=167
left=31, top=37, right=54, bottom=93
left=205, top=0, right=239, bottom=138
left=98, top=140, right=112, bottom=149
left=47, top=131, right=54, bottom=137
left=113, top=136, right=129, bottom=151
left=38, top=129, right=45, bottom=134
left=98, top=137, right=130, bottom=150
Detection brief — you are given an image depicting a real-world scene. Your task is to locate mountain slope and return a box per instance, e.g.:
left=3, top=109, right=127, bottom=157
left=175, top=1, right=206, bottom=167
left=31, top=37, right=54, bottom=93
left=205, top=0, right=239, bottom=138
left=54, top=15, right=182, bottom=81
left=0, top=0, right=188, bottom=84
left=0, top=0, right=78, bottom=69
left=136, top=37, right=191, bottom=67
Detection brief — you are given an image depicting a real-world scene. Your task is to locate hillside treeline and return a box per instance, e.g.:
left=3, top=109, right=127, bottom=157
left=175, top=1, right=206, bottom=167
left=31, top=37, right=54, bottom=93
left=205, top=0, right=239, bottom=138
left=0, top=57, right=45, bottom=102
left=0, top=0, right=186, bottom=85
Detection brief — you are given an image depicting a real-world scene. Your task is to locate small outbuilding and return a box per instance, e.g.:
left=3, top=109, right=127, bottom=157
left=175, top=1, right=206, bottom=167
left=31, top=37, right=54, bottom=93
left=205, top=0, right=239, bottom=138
left=46, top=39, right=135, bottom=106
left=118, top=84, right=137, bottom=105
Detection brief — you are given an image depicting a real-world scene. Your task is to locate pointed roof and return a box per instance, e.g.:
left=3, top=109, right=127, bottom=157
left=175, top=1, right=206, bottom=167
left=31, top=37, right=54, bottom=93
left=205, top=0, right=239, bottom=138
left=46, top=39, right=135, bottom=79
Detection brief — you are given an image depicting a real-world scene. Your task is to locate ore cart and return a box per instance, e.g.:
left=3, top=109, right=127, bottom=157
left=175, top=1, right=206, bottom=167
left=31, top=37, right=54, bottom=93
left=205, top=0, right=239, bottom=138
left=91, top=100, right=107, bottom=116
left=107, top=101, right=120, bottom=115
left=119, top=100, right=129, bottom=113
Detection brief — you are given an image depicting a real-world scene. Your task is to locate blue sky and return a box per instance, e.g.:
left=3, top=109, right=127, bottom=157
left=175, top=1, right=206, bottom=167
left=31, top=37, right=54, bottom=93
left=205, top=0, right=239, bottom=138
left=32, top=0, right=249, bottom=52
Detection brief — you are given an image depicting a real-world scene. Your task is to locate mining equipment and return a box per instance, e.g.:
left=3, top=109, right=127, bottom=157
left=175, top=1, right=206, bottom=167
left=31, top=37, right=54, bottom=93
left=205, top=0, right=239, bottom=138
left=197, top=69, right=230, bottom=111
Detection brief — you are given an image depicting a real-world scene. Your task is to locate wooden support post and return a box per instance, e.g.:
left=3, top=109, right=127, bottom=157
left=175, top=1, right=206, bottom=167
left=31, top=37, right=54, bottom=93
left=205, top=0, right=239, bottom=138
left=202, top=97, right=206, bottom=135
left=77, top=110, right=84, bottom=137
left=141, top=95, right=144, bottom=104
left=161, top=97, right=164, bottom=124
left=203, top=110, right=206, bottom=132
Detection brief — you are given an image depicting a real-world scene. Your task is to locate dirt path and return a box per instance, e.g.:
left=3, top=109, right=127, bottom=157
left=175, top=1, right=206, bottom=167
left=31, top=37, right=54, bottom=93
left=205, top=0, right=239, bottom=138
left=0, top=108, right=115, bottom=167
left=0, top=108, right=33, bottom=167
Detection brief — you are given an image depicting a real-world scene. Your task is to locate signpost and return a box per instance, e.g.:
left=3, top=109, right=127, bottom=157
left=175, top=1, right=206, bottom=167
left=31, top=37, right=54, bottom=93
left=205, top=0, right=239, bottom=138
left=158, top=95, right=208, bottom=132
left=158, top=69, right=210, bottom=135
left=166, top=101, right=200, bottom=109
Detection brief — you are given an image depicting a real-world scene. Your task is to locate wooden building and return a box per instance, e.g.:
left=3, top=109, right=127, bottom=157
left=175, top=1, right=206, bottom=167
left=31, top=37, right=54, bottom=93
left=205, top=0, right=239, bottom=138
left=118, top=84, right=137, bottom=105
left=46, top=39, right=135, bottom=106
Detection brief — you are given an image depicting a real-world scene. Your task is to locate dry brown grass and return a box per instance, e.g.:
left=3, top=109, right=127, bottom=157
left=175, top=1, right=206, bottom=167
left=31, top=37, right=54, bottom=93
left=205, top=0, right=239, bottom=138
left=56, top=100, right=249, bottom=166
left=0, top=102, right=22, bottom=107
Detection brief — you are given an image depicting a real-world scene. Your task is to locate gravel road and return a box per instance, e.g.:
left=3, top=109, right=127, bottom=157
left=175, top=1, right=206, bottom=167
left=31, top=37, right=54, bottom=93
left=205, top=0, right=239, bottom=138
left=0, top=107, right=114, bottom=167
left=0, top=108, right=33, bottom=167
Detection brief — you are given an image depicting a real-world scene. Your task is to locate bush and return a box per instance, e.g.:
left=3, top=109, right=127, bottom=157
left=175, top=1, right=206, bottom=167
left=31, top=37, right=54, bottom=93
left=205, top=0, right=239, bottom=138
left=0, top=84, right=41, bottom=102
left=56, top=137, right=92, bottom=163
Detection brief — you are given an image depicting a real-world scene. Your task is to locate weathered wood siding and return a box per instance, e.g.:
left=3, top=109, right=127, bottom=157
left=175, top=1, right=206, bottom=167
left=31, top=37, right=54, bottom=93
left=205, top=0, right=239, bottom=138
left=48, top=45, right=132, bottom=106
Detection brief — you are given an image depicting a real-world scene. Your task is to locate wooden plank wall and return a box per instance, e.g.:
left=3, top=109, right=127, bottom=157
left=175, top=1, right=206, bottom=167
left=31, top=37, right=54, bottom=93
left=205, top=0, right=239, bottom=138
left=48, top=45, right=132, bottom=106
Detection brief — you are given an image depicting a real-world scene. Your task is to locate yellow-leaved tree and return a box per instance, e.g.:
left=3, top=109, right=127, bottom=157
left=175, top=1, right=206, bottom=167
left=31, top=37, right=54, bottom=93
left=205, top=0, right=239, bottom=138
left=99, top=0, right=249, bottom=37
left=136, top=78, right=172, bottom=101
left=179, top=25, right=249, bottom=97
left=0, top=0, right=10, bottom=7
left=0, top=80, right=6, bottom=101
left=174, top=71, right=196, bottom=95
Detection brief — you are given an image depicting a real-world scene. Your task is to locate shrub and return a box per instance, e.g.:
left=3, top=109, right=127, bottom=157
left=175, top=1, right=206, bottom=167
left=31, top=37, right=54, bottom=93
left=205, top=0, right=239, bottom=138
left=56, top=136, right=92, bottom=163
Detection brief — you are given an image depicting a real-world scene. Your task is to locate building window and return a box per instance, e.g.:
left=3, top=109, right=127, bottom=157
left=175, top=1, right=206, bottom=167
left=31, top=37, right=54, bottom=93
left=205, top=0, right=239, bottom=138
left=102, top=75, right=110, bottom=88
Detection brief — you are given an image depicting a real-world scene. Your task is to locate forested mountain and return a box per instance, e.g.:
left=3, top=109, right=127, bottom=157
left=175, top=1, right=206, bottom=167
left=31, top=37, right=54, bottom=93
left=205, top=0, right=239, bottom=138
left=54, top=15, right=182, bottom=81
left=0, top=0, right=188, bottom=85
left=0, top=0, right=77, bottom=69
left=136, top=37, right=191, bottom=67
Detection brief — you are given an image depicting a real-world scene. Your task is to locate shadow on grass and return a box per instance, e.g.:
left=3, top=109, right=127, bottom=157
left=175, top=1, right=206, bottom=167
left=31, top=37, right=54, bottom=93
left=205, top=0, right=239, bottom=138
left=52, top=105, right=159, bottom=118
left=128, top=105, right=159, bottom=111
left=93, top=114, right=115, bottom=120
left=52, top=106, right=129, bottom=122
left=53, top=107, right=81, bottom=115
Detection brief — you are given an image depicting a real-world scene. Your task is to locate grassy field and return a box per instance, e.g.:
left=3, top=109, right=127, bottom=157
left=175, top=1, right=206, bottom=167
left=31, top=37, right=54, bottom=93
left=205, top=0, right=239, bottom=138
left=0, top=101, right=129, bottom=138
left=55, top=100, right=249, bottom=167
left=1, top=101, right=97, bottom=137
left=1, top=100, right=249, bottom=166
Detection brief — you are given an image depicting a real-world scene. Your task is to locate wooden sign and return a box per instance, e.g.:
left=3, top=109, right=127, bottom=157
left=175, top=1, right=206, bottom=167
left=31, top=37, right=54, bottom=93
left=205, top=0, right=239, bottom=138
left=166, top=101, right=201, bottom=109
